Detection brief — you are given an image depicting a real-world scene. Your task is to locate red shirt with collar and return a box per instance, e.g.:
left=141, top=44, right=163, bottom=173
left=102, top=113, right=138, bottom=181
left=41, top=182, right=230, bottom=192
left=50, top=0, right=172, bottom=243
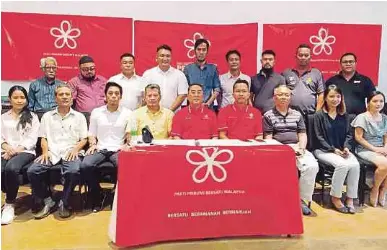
left=217, top=104, right=263, bottom=140
left=171, top=104, right=218, bottom=139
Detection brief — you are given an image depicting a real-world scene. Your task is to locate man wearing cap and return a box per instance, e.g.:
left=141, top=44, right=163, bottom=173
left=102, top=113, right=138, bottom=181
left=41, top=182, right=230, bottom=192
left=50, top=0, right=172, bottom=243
left=67, top=56, right=107, bottom=113
left=171, top=84, right=218, bottom=139
left=218, top=79, right=263, bottom=140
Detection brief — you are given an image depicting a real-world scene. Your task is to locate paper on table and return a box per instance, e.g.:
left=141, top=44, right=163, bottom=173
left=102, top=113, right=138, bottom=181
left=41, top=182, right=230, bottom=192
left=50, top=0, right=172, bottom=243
left=150, top=139, right=197, bottom=146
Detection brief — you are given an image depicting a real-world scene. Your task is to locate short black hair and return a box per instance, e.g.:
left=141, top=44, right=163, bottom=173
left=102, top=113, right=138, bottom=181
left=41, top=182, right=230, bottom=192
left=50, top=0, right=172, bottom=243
left=120, top=53, right=135, bottom=61
left=194, top=38, right=210, bottom=50
left=296, top=44, right=311, bottom=54
left=262, top=49, right=276, bottom=57
left=188, top=83, right=204, bottom=91
left=225, top=50, right=241, bottom=61
left=105, top=82, right=123, bottom=96
left=157, top=44, right=172, bottom=52
left=340, top=52, right=357, bottom=63
left=233, top=79, right=249, bottom=91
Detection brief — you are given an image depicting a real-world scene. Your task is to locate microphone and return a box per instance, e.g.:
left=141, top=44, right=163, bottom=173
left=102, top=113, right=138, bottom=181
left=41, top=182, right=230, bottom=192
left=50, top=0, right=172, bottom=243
left=142, top=125, right=154, bottom=144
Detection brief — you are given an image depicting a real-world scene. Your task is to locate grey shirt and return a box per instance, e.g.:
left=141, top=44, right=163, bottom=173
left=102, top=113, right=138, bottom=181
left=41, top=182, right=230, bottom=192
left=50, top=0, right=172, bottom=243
left=282, top=68, right=325, bottom=115
left=250, top=70, right=286, bottom=114
left=263, top=108, right=306, bottom=144
left=351, top=112, right=387, bottom=152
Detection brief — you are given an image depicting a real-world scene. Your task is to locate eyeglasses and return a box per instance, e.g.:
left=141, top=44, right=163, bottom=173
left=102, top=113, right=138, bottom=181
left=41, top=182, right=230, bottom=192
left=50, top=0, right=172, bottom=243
left=44, top=66, right=57, bottom=71
left=80, top=67, right=96, bottom=72
left=341, top=60, right=356, bottom=65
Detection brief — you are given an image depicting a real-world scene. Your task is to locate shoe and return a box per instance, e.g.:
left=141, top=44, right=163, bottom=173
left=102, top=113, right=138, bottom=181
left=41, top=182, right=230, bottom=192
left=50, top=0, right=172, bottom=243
left=301, top=201, right=312, bottom=215
left=58, top=202, right=72, bottom=218
left=333, top=204, right=349, bottom=214
left=345, top=205, right=356, bottom=214
left=1, top=204, right=15, bottom=225
left=34, top=199, right=56, bottom=219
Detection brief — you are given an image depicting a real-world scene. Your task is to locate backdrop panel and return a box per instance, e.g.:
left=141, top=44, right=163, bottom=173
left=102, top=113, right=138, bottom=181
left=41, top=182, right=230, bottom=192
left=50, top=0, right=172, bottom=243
left=1, top=12, right=132, bottom=81
left=263, top=23, right=382, bottom=84
left=134, top=21, right=258, bottom=76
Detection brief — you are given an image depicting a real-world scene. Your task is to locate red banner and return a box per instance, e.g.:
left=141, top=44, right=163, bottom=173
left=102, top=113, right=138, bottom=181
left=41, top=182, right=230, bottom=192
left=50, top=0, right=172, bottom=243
left=1, top=12, right=132, bottom=81
left=263, top=24, right=382, bottom=84
left=134, top=21, right=258, bottom=76
left=116, top=145, right=303, bottom=247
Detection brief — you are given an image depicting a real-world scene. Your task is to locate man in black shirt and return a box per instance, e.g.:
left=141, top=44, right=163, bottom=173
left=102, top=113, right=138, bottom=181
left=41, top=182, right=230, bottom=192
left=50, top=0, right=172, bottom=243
left=250, top=50, right=286, bottom=114
left=325, top=52, right=375, bottom=115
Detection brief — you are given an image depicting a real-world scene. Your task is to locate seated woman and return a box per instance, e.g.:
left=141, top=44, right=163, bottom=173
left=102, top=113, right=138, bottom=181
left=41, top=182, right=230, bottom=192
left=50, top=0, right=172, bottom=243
left=352, top=90, right=387, bottom=207
left=314, top=85, right=360, bottom=214
left=1, top=86, right=40, bottom=225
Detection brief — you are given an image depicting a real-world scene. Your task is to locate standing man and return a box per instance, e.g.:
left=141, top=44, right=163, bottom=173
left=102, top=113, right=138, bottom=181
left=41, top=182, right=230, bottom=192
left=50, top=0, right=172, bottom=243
left=67, top=56, right=107, bottom=113
left=28, top=57, right=64, bottom=117
left=250, top=50, right=286, bottom=114
left=81, top=82, right=135, bottom=212
left=183, top=39, right=221, bottom=109
left=282, top=44, right=325, bottom=116
left=142, top=45, right=188, bottom=112
left=27, top=84, right=88, bottom=219
left=263, top=84, right=319, bottom=216
left=218, top=79, right=263, bottom=140
left=219, top=50, right=251, bottom=108
left=325, top=52, right=375, bottom=115
left=108, top=53, right=145, bottom=111
left=171, top=84, right=218, bottom=139
left=134, top=84, right=174, bottom=139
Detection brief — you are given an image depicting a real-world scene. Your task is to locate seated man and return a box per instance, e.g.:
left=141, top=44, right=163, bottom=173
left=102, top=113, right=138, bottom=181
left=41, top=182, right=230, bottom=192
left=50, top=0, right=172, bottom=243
left=27, top=84, right=88, bottom=219
left=134, top=84, right=174, bottom=139
left=263, top=84, right=319, bottom=215
left=171, top=83, right=218, bottom=139
left=218, top=79, right=263, bottom=140
left=81, top=82, right=135, bottom=212
left=28, top=57, right=64, bottom=117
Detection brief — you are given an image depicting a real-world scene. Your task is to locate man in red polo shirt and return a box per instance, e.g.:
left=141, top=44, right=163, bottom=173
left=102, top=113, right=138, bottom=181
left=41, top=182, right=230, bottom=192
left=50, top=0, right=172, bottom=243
left=171, top=83, right=218, bottom=139
left=218, top=79, right=263, bottom=140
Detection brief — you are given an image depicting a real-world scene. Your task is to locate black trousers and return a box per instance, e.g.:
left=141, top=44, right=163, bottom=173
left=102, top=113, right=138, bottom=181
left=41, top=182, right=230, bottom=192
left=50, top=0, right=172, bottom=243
left=1, top=153, right=35, bottom=203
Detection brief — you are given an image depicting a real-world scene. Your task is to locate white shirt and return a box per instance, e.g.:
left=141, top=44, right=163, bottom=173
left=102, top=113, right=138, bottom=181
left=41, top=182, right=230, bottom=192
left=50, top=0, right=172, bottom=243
left=1, top=110, right=40, bottom=155
left=142, top=66, right=188, bottom=110
left=219, top=72, right=251, bottom=108
left=39, top=108, right=88, bottom=165
left=88, top=105, right=135, bottom=152
left=108, top=73, right=145, bottom=111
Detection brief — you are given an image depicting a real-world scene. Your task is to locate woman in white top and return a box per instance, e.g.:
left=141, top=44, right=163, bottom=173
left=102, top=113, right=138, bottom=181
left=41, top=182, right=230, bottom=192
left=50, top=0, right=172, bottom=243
left=1, top=86, right=40, bottom=225
left=352, top=91, right=387, bottom=207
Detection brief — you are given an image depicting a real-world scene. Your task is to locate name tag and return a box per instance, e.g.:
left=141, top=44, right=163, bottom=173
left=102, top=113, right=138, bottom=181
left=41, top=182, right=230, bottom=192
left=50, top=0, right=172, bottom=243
left=354, top=80, right=361, bottom=84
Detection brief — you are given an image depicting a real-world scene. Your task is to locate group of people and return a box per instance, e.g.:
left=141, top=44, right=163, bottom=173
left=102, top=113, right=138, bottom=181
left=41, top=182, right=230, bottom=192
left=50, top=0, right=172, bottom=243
left=2, top=38, right=387, bottom=226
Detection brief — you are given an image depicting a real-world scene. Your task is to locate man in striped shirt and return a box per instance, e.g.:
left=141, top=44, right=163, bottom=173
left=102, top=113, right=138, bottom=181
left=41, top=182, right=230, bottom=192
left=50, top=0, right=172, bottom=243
left=27, top=57, right=64, bottom=117
left=263, top=84, right=318, bottom=216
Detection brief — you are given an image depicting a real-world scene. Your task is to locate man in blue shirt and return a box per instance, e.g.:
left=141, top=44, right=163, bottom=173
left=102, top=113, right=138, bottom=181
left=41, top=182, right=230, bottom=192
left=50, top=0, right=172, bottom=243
left=28, top=57, right=64, bottom=118
left=183, top=39, right=221, bottom=109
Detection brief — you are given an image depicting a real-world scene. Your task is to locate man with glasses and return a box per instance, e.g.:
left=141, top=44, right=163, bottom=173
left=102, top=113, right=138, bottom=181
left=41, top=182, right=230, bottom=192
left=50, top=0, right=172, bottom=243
left=67, top=56, right=107, bottom=113
left=325, top=52, right=375, bottom=115
left=263, top=84, right=319, bottom=216
left=28, top=57, right=64, bottom=118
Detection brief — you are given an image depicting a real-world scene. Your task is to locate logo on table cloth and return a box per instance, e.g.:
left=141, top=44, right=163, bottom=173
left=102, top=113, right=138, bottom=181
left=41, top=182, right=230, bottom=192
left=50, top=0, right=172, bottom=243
left=186, top=147, right=233, bottom=184
left=50, top=20, right=81, bottom=49
left=309, top=27, right=336, bottom=56
left=183, top=32, right=211, bottom=59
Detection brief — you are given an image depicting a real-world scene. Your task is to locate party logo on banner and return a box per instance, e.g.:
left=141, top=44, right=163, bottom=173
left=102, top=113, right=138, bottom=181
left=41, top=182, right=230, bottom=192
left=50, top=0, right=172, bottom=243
left=1, top=12, right=132, bottom=81
left=263, top=24, right=382, bottom=84
left=186, top=147, right=233, bottom=184
left=134, top=21, right=258, bottom=76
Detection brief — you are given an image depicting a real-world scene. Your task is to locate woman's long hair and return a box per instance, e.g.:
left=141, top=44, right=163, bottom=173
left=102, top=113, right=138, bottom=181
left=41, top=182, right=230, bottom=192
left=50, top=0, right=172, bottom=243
left=323, top=84, right=346, bottom=115
left=8, top=85, right=33, bottom=130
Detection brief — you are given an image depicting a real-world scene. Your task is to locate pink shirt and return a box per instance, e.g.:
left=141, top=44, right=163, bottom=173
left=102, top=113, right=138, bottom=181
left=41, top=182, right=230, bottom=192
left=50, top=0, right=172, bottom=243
left=67, top=74, right=107, bottom=113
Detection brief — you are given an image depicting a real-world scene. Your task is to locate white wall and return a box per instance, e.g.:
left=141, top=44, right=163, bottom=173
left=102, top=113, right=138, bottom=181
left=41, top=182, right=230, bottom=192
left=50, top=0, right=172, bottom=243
left=2, top=1, right=387, bottom=95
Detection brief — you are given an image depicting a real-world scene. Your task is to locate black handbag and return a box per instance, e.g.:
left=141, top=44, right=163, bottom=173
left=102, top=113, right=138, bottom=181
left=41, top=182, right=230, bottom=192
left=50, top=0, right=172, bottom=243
left=142, top=125, right=154, bottom=144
